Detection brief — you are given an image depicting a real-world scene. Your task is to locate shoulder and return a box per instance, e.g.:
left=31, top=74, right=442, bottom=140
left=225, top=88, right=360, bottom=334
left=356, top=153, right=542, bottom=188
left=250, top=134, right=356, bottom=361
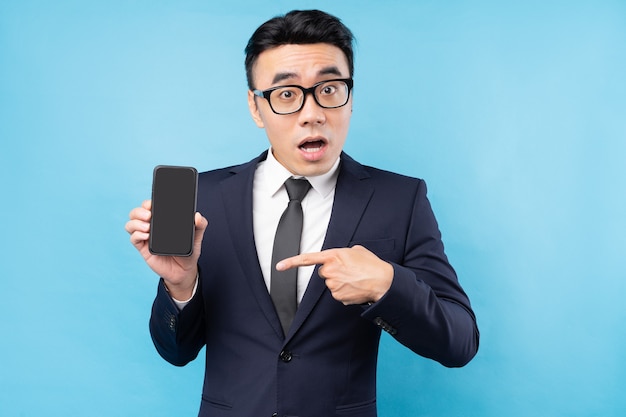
left=197, top=151, right=268, bottom=185
left=340, top=152, right=426, bottom=188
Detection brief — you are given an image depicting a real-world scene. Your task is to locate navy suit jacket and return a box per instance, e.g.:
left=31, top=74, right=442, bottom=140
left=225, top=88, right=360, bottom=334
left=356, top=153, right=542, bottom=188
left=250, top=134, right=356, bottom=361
left=150, top=152, right=479, bottom=417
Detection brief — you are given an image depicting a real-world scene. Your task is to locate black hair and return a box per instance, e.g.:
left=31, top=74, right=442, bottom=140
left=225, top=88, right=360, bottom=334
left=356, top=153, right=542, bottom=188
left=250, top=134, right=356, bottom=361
left=244, top=9, right=355, bottom=89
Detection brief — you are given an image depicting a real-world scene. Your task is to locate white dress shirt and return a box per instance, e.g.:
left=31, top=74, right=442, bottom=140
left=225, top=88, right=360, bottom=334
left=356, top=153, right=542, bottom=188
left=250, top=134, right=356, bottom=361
left=172, top=149, right=339, bottom=309
left=253, top=148, right=339, bottom=303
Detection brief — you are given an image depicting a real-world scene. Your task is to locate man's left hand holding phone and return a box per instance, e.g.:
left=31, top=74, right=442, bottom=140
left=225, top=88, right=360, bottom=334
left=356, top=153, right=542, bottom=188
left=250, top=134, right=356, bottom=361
left=125, top=165, right=208, bottom=302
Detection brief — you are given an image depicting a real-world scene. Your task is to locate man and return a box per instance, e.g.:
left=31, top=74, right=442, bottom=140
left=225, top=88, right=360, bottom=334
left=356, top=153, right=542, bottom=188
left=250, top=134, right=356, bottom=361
left=126, top=9, right=478, bottom=417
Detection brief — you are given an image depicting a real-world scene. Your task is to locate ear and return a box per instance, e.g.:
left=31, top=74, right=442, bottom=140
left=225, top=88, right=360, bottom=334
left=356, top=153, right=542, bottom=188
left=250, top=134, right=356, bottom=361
left=247, top=90, right=265, bottom=128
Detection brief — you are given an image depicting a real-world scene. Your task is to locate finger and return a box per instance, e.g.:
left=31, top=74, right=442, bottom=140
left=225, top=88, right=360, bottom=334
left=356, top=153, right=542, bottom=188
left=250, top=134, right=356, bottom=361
left=142, top=199, right=152, bottom=210
left=195, top=212, right=208, bottom=231
left=276, top=250, right=334, bottom=271
left=125, top=217, right=150, bottom=234
left=192, top=213, right=208, bottom=251
left=129, top=206, right=151, bottom=222
left=129, top=230, right=149, bottom=246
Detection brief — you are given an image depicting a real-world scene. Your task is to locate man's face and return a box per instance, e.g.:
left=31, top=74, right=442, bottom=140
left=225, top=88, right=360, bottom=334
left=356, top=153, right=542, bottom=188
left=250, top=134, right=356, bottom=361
left=248, top=43, right=352, bottom=177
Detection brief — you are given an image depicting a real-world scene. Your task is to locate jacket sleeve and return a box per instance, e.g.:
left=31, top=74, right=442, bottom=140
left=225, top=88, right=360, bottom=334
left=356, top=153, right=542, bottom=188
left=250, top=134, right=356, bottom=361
left=361, top=179, right=479, bottom=367
left=149, top=278, right=206, bottom=366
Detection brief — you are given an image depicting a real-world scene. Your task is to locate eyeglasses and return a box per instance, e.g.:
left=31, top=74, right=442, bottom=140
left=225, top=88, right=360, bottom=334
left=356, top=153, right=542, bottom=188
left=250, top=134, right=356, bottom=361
left=252, top=78, right=353, bottom=115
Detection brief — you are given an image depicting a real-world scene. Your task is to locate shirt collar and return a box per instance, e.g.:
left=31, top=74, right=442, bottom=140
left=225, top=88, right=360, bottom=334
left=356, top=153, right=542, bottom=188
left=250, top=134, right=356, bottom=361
left=262, top=147, right=340, bottom=199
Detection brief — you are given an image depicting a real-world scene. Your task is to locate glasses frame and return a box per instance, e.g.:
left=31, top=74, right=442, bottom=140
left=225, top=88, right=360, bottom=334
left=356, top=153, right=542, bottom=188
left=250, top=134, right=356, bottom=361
left=252, top=78, right=354, bottom=115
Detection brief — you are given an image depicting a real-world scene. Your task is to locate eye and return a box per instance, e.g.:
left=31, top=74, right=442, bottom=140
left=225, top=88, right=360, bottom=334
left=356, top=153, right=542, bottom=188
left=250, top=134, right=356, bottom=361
left=275, top=88, right=299, bottom=101
left=320, top=84, right=338, bottom=95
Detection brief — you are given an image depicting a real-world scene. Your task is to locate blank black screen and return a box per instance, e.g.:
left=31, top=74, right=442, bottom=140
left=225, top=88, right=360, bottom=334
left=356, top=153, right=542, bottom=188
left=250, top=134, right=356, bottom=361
left=149, top=166, right=197, bottom=256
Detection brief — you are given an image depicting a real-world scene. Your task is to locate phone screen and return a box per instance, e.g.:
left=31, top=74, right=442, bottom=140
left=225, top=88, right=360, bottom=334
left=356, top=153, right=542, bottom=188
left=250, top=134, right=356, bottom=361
left=149, top=165, right=198, bottom=256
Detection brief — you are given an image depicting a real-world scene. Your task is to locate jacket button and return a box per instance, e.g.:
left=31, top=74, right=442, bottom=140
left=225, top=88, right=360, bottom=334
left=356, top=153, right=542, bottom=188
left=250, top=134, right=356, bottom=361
left=167, top=315, right=176, bottom=332
left=373, top=317, right=397, bottom=335
left=279, top=350, right=292, bottom=363
left=272, top=414, right=277, bottom=417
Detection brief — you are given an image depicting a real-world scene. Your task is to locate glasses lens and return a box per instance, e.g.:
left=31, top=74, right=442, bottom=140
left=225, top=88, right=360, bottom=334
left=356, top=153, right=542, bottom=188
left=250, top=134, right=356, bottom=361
left=315, top=80, right=349, bottom=108
left=269, top=87, right=304, bottom=114
left=266, top=80, right=351, bottom=114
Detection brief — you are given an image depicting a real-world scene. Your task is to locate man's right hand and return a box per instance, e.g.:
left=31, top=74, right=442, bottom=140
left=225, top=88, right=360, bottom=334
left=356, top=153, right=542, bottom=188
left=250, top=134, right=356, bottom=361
left=125, top=199, right=209, bottom=300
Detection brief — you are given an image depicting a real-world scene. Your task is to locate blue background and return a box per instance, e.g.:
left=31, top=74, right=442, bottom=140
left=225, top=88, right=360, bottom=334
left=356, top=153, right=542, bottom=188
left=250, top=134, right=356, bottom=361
left=1, top=1, right=625, bottom=416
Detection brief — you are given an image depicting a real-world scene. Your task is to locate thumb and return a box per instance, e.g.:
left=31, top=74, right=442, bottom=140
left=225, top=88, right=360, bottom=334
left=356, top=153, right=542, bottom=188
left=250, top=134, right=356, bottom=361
left=193, top=212, right=208, bottom=248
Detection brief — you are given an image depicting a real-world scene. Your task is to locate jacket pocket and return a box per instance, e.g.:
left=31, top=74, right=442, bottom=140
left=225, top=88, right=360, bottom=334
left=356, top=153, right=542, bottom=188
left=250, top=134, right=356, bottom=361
left=201, top=394, right=233, bottom=411
left=349, top=238, right=395, bottom=256
left=335, top=398, right=377, bottom=416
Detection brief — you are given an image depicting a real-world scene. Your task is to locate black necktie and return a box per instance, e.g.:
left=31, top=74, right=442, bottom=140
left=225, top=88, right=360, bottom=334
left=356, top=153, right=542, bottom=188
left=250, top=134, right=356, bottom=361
left=270, top=177, right=311, bottom=336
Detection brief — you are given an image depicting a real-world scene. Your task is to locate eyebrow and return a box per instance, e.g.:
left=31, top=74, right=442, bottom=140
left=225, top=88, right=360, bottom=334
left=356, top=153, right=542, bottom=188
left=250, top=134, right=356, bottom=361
left=271, top=66, right=344, bottom=85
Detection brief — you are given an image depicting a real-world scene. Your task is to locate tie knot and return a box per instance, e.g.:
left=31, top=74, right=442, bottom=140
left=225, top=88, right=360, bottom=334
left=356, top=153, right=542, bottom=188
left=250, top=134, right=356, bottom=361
left=284, top=178, right=311, bottom=202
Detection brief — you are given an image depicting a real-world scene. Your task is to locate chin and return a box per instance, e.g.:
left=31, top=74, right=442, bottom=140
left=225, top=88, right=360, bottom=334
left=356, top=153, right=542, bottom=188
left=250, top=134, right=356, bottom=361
left=301, top=163, right=334, bottom=177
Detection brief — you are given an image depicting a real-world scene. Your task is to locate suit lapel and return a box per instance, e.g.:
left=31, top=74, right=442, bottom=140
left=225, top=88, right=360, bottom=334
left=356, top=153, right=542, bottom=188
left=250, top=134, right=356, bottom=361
left=220, top=152, right=285, bottom=340
left=286, top=153, right=373, bottom=342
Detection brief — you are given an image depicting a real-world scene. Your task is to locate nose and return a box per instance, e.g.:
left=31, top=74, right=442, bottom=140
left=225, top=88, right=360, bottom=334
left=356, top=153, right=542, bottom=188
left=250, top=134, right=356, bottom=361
left=297, top=92, right=326, bottom=126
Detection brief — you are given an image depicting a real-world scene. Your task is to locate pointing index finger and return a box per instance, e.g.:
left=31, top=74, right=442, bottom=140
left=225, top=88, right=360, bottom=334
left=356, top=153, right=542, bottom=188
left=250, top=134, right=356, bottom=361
left=276, top=250, right=334, bottom=271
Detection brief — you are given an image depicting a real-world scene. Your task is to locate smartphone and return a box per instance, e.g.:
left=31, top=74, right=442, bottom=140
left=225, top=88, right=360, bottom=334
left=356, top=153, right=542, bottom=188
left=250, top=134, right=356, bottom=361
left=149, top=165, right=198, bottom=256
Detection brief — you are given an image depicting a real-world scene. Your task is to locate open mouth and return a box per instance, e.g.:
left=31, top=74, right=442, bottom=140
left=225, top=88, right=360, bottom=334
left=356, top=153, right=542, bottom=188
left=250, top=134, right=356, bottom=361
left=298, top=138, right=327, bottom=153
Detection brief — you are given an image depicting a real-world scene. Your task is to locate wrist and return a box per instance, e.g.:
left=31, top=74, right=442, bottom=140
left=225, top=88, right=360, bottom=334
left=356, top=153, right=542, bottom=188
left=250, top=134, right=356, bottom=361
left=165, top=271, right=198, bottom=301
left=371, top=262, right=394, bottom=302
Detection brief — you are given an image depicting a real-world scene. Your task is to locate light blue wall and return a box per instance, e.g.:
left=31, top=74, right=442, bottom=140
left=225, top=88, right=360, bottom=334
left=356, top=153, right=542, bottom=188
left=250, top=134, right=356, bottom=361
left=1, top=1, right=625, bottom=416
